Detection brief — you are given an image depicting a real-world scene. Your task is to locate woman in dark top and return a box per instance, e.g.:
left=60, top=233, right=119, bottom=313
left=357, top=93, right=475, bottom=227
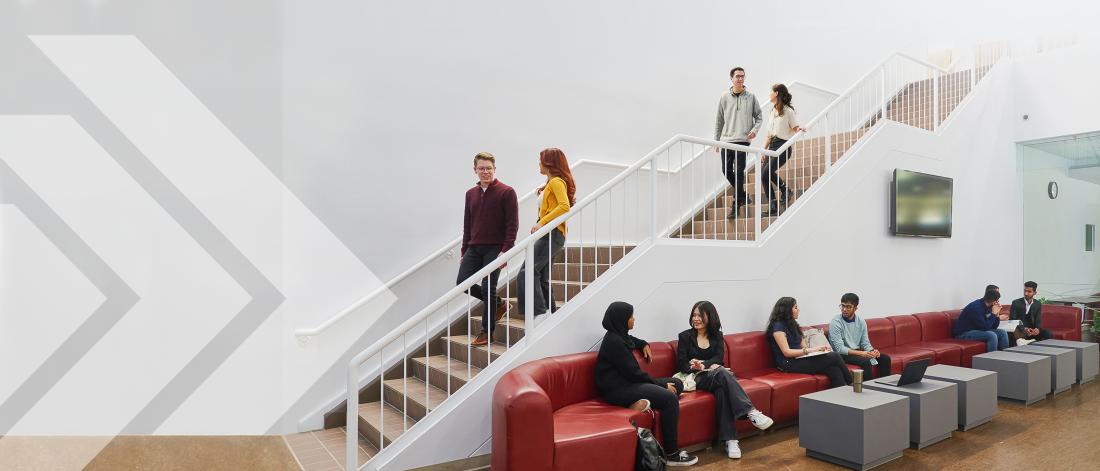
left=677, top=301, right=773, bottom=460
left=596, top=301, right=698, bottom=467
left=765, top=297, right=852, bottom=387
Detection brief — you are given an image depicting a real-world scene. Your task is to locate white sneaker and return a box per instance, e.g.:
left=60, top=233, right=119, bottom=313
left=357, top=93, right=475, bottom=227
left=747, top=409, right=774, bottom=430
left=726, top=439, right=742, bottom=459
left=629, top=398, right=651, bottom=412
left=1017, top=338, right=1035, bottom=346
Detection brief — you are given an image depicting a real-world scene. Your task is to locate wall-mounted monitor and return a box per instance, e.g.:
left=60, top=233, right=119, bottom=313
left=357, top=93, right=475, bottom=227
left=891, top=169, right=952, bottom=238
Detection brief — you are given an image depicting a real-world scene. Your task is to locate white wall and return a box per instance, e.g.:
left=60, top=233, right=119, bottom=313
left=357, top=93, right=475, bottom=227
left=284, top=0, right=1100, bottom=282
left=1013, top=42, right=1100, bottom=298
left=375, top=59, right=1027, bottom=470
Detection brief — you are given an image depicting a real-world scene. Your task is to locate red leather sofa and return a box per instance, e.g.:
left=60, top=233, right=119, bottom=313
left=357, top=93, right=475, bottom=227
left=1042, top=305, right=1083, bottom=341
left=491, top=307, right=1083, bottom=470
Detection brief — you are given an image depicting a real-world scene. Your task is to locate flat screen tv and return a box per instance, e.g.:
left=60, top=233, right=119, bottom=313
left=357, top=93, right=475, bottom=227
left=891, top=169, right=952, bottom=238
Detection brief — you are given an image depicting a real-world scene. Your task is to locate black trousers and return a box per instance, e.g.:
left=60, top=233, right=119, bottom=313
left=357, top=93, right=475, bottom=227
left=456, top=245, right=502, bottom=335
left=1013, top=327, right=1053, bottom=342
left=603, top=377, right=684, bottom=453
left=695, top=368, right=755, bottom=441
left=782, top=352, right=853, bottom=388
left=763, top=137, right=791, bottom=204
left=517, top=229, right=565, bottom=316
left=842, top=353, right=893, bottom=379
left=721, top=141, right=750, bottom=207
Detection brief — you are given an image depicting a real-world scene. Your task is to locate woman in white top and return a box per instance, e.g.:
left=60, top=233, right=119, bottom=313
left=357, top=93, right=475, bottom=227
left=763, top=84, right=805, bottom=215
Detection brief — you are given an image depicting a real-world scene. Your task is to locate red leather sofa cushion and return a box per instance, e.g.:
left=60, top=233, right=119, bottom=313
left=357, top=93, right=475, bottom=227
left=1043, top=305, right=1082, bottom=341
left=919, top=310, right=985, bottom=366
left=914, top=311, right=951, bottom=340
left=890, top=315, right=962, bottom=366
left=725, top=332, right=820, bottom=422
left=866, top=318, right=896, bottom=349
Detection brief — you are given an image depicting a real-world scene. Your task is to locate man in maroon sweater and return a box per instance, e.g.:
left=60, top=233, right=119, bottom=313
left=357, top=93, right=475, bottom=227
left=460, top=152, right=519, bottom=346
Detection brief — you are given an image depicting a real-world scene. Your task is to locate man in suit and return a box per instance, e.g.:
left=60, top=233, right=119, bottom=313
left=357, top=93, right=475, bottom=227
left=1011, top=281, right=1051, bottom=346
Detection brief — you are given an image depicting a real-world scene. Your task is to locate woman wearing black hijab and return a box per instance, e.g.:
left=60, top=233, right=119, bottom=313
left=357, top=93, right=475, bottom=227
left=595, top=301, right=698, bottom=467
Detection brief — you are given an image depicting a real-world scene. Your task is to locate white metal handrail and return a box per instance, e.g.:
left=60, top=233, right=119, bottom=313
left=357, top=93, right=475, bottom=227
left=345, top=135, right=779, bottom=468
left=299, top=151, right=725, bottom=339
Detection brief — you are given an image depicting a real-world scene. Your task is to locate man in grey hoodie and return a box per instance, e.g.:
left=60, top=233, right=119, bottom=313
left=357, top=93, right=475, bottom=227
left=714, top=67, right=763, bottom=219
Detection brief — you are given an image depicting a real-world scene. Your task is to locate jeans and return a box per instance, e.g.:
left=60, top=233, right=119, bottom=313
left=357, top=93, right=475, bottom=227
left=456, top=245, right=502, bottom=335
left=842, top=353, right=893, bottom=378
left=763, top=137, right=791, bottom=205
left=695, top=368, right=755, bottom=440
left=603, top=377, right=684, bottom=453
left=957, top=329, right=1010, bottom=352
left=721, top=141, right=750, bottom=207
left=517, top=229, right=565, bottom=315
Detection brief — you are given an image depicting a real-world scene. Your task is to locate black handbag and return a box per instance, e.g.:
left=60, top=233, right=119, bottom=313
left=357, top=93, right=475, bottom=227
left=631, top=417, right=666, bottom=471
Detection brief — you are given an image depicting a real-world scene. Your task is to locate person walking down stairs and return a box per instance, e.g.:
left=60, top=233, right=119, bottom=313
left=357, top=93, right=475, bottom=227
left=458, top=152, right=519, bottom=347
left=762, top=84, right=805, bottom=216
left=518, top=148, right=575, bottom=318
left=713, top=67, right=763, bottom=220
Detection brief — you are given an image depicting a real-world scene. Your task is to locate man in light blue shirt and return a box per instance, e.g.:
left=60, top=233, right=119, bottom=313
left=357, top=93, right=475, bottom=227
left=828, top=293, right=893, bottom=378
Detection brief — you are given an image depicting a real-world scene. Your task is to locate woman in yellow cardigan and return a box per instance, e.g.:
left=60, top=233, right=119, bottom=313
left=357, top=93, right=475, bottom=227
left=518, top=148, right=576, bottom=317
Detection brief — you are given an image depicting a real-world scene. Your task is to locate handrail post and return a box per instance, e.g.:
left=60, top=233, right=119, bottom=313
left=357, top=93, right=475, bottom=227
left=754, top=153, right=762, bottom=240
left=933, top=69, right=940, bottom=131
left=524, top=244, right=535, bottom=332
left=880, top=67, right=887, bottom=124
left=347, top=363, right=359, bottom=471
left=823, top=115, right=832, bottom=174
left=650, top=156, right=658, bottom=241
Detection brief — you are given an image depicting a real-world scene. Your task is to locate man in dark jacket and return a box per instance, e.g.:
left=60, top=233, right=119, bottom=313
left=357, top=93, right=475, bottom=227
left=1011, top=281, right=1051, bottom=345
left=458, top=152, right=518, bottom=346
left=953, top=289, right=1010, bottom=352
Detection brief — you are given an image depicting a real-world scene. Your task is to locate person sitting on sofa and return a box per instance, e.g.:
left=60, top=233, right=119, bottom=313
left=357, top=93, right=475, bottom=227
left=828, top=293, right=893, bottom=379
left=1011, top=281, right=1051, bottom=346
left=676, top=301, right=774, bottom=459
left=595, top=301, right=698, bottom=467
left=952, top=288, right=1010, bottom=352
left=766, top=297, right=853, bottom=387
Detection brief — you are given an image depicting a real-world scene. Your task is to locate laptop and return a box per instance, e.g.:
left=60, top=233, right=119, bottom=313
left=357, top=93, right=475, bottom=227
left=875, top=358, right=930, bottom=386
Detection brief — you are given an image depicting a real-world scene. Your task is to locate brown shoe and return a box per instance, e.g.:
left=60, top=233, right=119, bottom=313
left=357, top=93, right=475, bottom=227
left=494, top=299, right=510, bottom=322
left=471, top=333, right=489, bottom=346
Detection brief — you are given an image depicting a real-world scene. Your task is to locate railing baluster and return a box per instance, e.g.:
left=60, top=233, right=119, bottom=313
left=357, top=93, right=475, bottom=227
left=403, top=333, right=408, bottom=432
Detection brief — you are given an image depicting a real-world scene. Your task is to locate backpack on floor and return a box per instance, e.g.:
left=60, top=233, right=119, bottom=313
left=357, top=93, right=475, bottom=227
left=631, top=418, right=666, bottom=471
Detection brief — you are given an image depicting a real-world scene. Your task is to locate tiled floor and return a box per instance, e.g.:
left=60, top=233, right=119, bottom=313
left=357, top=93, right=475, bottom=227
left=283, top=427, right=375, bottom=471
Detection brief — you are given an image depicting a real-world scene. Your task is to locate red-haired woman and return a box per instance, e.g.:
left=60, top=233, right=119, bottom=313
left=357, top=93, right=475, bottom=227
left=518, top=148, right=576, bottom=317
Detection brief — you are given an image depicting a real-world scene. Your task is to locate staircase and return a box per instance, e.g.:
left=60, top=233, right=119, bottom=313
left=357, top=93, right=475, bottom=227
left=317, top=245, right=633, bottom=465
left=306, top=46, right=1009, bottom=471
left=672, top=66, right=984, bottom=240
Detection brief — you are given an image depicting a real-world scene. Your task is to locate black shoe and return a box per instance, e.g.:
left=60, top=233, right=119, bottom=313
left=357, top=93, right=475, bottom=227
left=726, top=204, right=739, bottom=220
left=666, top=450, right=698, bottom=467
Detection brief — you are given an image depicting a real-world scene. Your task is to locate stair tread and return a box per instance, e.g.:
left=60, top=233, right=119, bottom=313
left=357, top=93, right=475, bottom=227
left=444, top=334, right=509, bottom=354
left=358, top=402, right=413, bottom=442
left=411, top=355, right=482, bottom=382
left=501, top=297, right=564, bottom=308
left=384, top=377, right=448, bottom=412
left=470, top=315, right=525, bottom=329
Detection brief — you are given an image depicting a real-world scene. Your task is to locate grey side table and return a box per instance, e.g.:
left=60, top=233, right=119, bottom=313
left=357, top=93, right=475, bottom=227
left=1006, top=345, right=1075, bottom=394
left=862, top=377, right=957, bottom=449
left=1034, top=339, right=1099, bottom=384
left=799, top=387, right=909, bottom=470
left=972, top=351, right=1051, bottom=405
left=923, top=364, right=997, bottom=431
